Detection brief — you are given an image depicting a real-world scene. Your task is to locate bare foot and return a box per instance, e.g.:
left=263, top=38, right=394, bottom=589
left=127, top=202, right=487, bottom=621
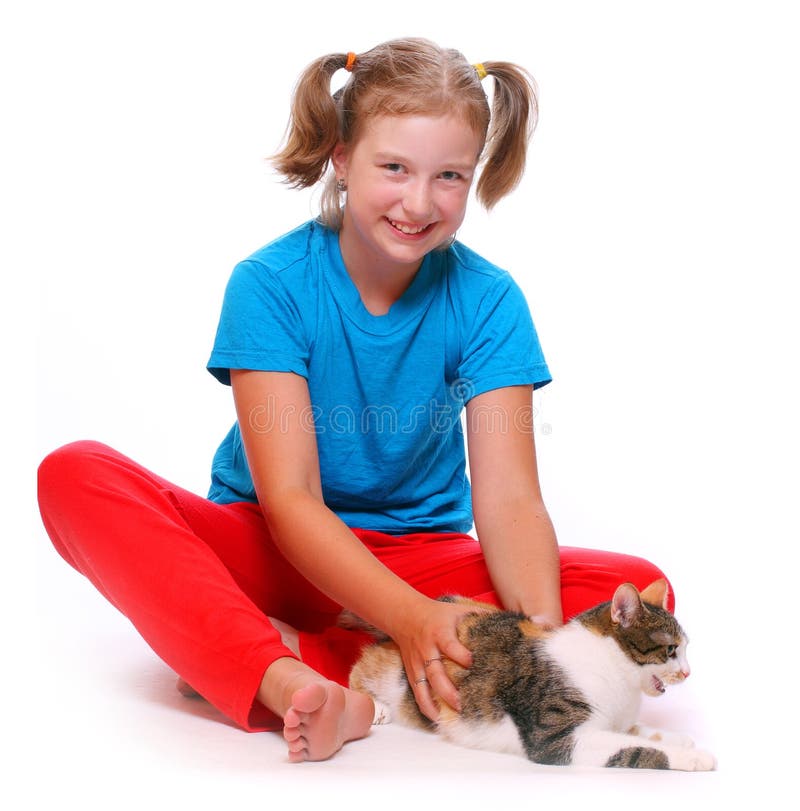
left=260, top=657, right=374, bottom=763
left=283, top=679, right=374, bottom=763
left=177, top=618, right=373, bottom=761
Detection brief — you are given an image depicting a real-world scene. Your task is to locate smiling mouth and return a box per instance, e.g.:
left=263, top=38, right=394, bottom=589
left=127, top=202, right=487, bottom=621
left=388, top=218, right=432, bottom=236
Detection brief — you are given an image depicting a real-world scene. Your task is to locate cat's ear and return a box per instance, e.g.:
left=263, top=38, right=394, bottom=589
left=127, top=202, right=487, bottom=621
left=639, top=579, right=670, bottom=610
left=611, top=583, right=643, bottom=628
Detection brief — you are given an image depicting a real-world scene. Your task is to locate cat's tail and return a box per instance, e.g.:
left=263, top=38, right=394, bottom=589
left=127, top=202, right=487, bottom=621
left=336, top=610, right=391, bottom=641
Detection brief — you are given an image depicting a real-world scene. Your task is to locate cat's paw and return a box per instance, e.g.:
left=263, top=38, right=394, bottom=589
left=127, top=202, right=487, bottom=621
left=372, top=700, right=392, bottom=725
left=667, top=747, right=716, bottom=771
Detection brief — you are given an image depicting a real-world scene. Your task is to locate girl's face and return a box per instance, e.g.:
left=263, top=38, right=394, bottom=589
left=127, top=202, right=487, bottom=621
left=332, top=114, right=482, bottom=279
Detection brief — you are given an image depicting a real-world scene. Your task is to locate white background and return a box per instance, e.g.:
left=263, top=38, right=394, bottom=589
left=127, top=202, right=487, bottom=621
left=8, top=0, right=799, bottom=807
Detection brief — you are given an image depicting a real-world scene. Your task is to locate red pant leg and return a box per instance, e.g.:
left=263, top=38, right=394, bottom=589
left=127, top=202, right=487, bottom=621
left=37, top=440, right=339, bottom=732
left=557, top=545, right=675, bottom=616
left=358, top=530, right=675, bottom=618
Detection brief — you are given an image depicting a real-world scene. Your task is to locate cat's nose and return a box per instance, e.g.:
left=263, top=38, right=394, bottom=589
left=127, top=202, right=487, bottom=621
left=681, top=667, right=690, bottom=679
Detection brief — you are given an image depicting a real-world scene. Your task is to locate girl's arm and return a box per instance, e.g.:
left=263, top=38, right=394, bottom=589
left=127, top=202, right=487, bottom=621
left=231, top=369, right=472, bottom=718
left=466, top=384, right=563, bottom=626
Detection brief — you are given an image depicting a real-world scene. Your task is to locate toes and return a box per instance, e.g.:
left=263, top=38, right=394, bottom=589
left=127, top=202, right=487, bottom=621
left=283, top=706, right=302, bottom=729
left=280, top=680, right=370, bottom=762
left=287, top=738, right=308, bottom=757
left=286, top=735, right=309, bottom=763
left=290, top=682, right=328, bottom=714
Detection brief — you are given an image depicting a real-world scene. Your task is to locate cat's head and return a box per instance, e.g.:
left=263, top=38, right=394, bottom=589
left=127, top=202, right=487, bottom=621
left=584, top=579, right=691, bottom=697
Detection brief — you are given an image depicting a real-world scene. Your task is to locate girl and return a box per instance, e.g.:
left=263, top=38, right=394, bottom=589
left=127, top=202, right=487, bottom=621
left=37, top=38, right=673, bottom=763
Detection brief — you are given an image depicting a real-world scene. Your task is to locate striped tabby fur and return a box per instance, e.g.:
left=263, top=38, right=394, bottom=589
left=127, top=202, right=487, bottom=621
left=348, top=580, right=715, bottom=770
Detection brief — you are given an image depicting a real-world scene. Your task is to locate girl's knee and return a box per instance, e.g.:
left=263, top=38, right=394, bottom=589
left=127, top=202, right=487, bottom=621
left=559, top=546, right=676, bottom=617
left=39, top=439, right=113, bottom=485
left=38, top=441, right=102, bottom=566
left=37, top=440, right=153, bottom=573
left=37, top=440, right=128, bottom=532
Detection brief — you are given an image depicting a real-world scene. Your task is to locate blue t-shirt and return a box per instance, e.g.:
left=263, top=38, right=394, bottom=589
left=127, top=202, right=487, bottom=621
left=207, top=220, right=550, bottom=533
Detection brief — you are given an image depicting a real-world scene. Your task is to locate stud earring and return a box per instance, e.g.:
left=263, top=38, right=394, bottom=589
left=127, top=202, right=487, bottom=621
left=336, top=178, right=347, bottom=192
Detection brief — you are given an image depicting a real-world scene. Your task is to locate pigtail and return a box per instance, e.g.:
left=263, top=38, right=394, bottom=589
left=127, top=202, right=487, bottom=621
left=271, top=53, right=349, bottom=188
left=475, top=62, right=539, bottom=209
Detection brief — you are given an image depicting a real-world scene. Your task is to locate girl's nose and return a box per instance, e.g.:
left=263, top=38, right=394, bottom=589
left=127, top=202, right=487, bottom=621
left=402, top=181, right=434, bottom=220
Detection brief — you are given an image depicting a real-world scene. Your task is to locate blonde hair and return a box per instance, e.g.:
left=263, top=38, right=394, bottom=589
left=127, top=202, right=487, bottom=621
left=271, top=38, right=538, bottom=230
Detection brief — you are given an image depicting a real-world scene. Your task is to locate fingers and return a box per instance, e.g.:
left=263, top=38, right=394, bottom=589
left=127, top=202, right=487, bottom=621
left=407, top=655, right=458, bottom=721
left=408, top=645, right=466, bottom=720
left=411, top=673, right=440, bottom=721
left=420, top=656, right=461, bottom=715
left=398, top=598, right=482, bottom=721
left=439, top=635, right=473, bottom=670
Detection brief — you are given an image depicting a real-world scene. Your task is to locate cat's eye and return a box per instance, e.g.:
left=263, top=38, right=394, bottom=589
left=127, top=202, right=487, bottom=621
left=666, top=645, right=677, bottom=658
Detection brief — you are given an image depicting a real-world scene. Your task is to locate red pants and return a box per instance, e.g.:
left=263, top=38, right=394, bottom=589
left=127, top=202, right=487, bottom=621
left=37, top=440, right=673, bottom=732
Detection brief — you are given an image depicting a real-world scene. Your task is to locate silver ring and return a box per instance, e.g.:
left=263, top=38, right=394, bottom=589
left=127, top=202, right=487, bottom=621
left=414, top=677, right=429, bottom=685
left=424, top=657, right=444, bottom=668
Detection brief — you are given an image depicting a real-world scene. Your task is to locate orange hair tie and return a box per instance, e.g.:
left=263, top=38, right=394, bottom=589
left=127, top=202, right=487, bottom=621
left=345, top=52, right=357, bottom=72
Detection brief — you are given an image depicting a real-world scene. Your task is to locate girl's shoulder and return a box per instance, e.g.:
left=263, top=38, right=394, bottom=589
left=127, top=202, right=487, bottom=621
left=228, top=220, right=333, bottom=307
left=241, top=219, right=324, bottom=277
left=448, top=240, right=510, bottom=281
left=444, top=240, right=526, bottom=308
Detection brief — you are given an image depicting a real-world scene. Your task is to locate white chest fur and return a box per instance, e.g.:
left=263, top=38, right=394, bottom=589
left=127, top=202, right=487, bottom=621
left=542, top=622, right=642, bottom=731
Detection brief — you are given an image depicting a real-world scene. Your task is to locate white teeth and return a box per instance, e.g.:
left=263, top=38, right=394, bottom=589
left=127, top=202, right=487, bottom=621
left=390, top=219, right=428, bottom=235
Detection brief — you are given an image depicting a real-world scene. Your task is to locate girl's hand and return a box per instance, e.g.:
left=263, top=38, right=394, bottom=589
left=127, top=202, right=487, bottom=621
left=390, top=597, right=483, bottom=722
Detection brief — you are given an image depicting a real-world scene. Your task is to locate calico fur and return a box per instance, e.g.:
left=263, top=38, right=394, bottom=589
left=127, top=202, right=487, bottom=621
left=348, top=580, right=716, bottom=771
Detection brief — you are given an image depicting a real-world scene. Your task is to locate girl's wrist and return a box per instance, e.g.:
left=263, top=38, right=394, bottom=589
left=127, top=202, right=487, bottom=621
left=378, top=589, right=433, bottom=641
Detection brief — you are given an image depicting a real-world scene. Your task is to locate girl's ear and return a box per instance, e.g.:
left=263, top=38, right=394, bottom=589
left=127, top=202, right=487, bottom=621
left=331, top=142, right=349, bottom=179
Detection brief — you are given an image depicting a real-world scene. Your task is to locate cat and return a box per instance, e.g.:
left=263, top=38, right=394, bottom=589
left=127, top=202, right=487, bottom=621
left=348, top=579, right=716, bottom=770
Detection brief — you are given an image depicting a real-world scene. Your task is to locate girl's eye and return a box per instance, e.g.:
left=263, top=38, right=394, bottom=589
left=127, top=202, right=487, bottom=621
left=666, top=645, right=677, bottom=658
left=384, top=163, right=404, bottom=173
left=440, top=171, right=462, bottom=181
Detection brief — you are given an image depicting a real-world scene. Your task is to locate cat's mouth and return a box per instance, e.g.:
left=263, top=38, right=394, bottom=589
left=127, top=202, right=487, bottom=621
left=651, top=676, right=666, bottom=694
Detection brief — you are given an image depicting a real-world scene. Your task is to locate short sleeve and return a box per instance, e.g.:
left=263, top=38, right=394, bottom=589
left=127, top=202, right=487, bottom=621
left=455, top=274, right=551, bottom=401
left=207, top=259, right=310, bottom=385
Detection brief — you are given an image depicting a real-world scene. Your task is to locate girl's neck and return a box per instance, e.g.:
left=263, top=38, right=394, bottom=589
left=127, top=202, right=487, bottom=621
left=337, top=232, right=423, bottom=317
